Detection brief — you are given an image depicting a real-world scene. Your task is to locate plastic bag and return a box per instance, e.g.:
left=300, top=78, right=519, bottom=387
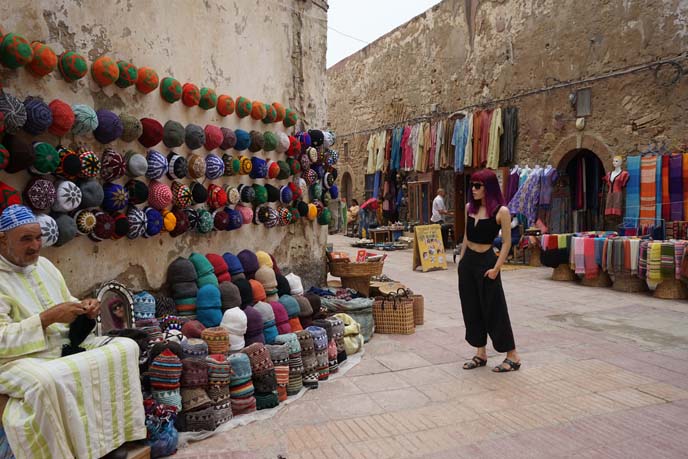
left=143, top=398, right=179, bottom=458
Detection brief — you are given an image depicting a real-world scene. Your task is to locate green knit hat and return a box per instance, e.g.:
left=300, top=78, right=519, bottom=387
left=199, top=88, right=217, bottom=110
left=252, top=184, right=268, bottom=205
left=317, top=208, right=332, bottom=225
left=91, top=56, right=119, bottom=87
left=262, top=104, right=277, bottom=124
left=0, top=33, right=33, bottom=69
left=27, top=42, right=57, bottom=77
left=189, top=252, right=215, bottom=277
left=283, top=108, right=298, bottom=128
left=119, top=114, right=143, bottom=142
left=277, top=160, right=290, bottom=180
left=58, top=51, right=88, bottom=82
left=160, top=77, right=182, bottom=103
left=115, top=60, right=138, bottom=88
left=235, top=97, right=252, bottom=118
left=197, top=209, right=214, bottom=233
left=31, top=142, right=59, bottom=174
left=263, top=131, right=277, bottom=152
left=136, top=67, right=159, bottom=94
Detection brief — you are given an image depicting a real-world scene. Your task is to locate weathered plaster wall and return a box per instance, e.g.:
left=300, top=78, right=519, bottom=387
left=0, top=0, right=328, bottom=296
left=328, top=0, right=688, bottom=199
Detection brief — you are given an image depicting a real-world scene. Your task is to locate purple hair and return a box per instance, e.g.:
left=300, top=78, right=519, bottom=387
left=468, top=169, right=505, bottom=217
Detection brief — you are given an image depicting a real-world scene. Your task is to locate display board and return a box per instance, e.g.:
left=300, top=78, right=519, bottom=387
left=412, top=224, right=448, bottom=272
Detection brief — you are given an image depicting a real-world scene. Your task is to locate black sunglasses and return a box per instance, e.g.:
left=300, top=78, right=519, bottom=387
left=471, top=182, right=484, bottom=190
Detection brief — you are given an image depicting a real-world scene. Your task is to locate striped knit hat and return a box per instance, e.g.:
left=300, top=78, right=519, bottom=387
left=206, top=353, right=231, bottom=387
left=325, top=316, right=347, bottom=364
left=242, top=343, right=277, bottom=395
left=149, top=349, right=182, bottom=390
left=181, top=338, right=208, bottom=359
left=266, top=343, right=290, bottom=401
left=212, top=395, right=233, bottom=426
left=307, top=325, right=330, bottom=380
left=181, top=387, right=212, bottom=413
left=181, top=406, right=215, bottom=432
left=152, top=389, right=182, bottom=412
left=181, top=319, right=205, bottom=339
left=201, top=326, right=230, bottom=355
left=159, top=315, right=186, bottom=333
left=228, top=353, right=255, bottom=413
left=296, top=330, right=318, bottom=388
left=181, top=357, right=209, bottom=388
left=274, top=333, right=303, bottom=395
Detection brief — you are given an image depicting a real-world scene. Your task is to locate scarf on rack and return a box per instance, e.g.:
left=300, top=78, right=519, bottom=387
left=683, top=154, right=688, bottom=220
left=629, top=239, right=640, bottom=275
left=660, top=242, right=675, bottom=281
left=583, top=238, right=598, bottom=279
left=573, top=237, right=585, bottom=275
left=656, top=155, right=663, bottom=221
left=594, top=238, right=604, bottom=267
left=648, top=242, right=662, bottom=282
left=669, top=154, right=684, bottom=222
left=639, top=155, right=657, bottom=223
left=623, top=239, right=632, bottom=274
left=662, top=156, right=670, bottom=221
left=674, top=242, right=685, bottom=280
left=638, top=241, right=649, bottom=279
left=625, top=155, right=641, bottom=220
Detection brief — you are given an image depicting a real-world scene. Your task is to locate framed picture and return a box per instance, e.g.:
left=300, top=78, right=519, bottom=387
left=94, top=281, right=135, bottom=335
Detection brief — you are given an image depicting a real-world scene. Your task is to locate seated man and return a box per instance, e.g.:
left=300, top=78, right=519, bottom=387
left=0, top=205, right=145, bottom=459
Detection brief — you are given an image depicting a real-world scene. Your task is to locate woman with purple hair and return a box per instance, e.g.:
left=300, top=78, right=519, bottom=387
left=457, top=169, right=521, bottom=372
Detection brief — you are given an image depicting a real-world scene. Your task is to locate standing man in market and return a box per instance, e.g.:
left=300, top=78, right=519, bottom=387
left=0, top=205, right=145, bottom=459
left=431, top=188, right=453, bottom=247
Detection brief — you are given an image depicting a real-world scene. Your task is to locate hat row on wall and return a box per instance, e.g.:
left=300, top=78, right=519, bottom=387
left=0, top=31, right=298, bottom=126
left=0, top=88, right=329, bottom=150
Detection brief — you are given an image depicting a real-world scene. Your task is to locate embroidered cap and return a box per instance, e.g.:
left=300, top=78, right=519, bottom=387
left=0, top=205, right=37, bottom=232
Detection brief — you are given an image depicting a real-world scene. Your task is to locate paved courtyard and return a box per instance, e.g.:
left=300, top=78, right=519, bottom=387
left=176, top=234, right=688, bottom=458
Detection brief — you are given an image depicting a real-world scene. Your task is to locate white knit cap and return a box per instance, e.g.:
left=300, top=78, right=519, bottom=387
left=220, top=307, right=247, bottom=351
left=285, top=273, right=304, bottom=295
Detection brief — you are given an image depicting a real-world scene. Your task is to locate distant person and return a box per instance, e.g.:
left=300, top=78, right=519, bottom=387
left=431, top=188, right=452, bottom=247
left=347, top=199, right=360, bottom=223
left=339, top=197, right=348, bottom=233
left=457, top=169, right=521, bottom=373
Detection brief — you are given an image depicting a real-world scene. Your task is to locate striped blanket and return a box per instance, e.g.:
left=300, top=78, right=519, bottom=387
left=639, top=155, right=657, bottom=223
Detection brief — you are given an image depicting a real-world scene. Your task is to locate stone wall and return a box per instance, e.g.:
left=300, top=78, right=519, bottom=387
left=327, top=0, right=688, bottom=199
left=0, top=0, right=329, bottom=296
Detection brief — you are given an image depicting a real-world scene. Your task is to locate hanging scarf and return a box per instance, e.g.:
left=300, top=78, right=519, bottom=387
left=662, top=156, right=670, bottom=221
left=669, top=154, right=684, bottom=221
left=583, top=237, right=598, bottom=279
left=660, top=242, right=675, bottom=281
left=648, top=242, right=662, bottom=282
left=625, top=155, right=641, bottom=220
left=639, top=155, right=657, bottom=223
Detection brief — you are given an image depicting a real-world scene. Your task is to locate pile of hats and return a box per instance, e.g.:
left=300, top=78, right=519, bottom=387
left=274, top=333, right=304, bottom=396
left=228, top=353, right=256, bottom=415
left=241, top=343, right=278, bottom=410
left=314, top=319, right=338, bottom=375
left=167, top=257, right=198, bottom=319
left=307, top=325, right=330, bottom=381
left=205, top=354, right=233, bottom=426
left=267, top=343, right=290, bottom=402
left=149, top=349, right=183, bottom=412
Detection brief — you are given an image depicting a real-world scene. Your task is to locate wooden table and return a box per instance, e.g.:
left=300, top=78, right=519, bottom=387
left=369, top=228, right=391, bottom=244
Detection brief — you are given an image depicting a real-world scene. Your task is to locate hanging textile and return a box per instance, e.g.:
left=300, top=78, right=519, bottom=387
left=669, top=154, right=683, bottom=221
left=472, top=109, right=482, bottom=167
left=625, top=155, right=641, bottom=220
left=508, top=167, right=542, bottom=226
left=486, top=107, right=502, bottom=170
left=539, top=166, right=559, bottom=209
left=479, top=109, right=493, bottom=167
left=604, top=169, right=630, bottom=217
left=662, top=156, right=670, bottom=221
left=375, top=131, right=386, bottom=172
left=441, top=119, right=453, bottom=169
left=656, top=154, right=663, bottom=220
left=550, top=182, right=571, bottom=234
left=639, top=155, right=657, bottom=223
left=400, top=125, right=413, bottom=170
left=391, top=127, right=402, bottom=171
left=452, top=116, right=469, bottom=173
left=434, top=119, right=444, bottom=171
left=428, top=123, right=437, bottom=171
left=463, top=113, right=474, bottom=169
left=499, top=107, right=518, bottom=166
left=383, top=129, right=392, bottom=173
left=505, top=168, right=520, bottom=203
left=366, top=133, right=377, bottom=174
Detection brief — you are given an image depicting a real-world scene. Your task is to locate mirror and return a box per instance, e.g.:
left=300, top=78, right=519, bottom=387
left=95, top=281, right=135, bottom=335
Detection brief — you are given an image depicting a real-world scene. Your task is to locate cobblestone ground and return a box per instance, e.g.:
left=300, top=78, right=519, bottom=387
left=175, top=234, right=688, bottom=458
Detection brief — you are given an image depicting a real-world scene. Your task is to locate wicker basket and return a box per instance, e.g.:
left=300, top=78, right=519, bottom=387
left=373, top=293, right=415, bottom=335
left=654, top=279, right=688, bottom=299
left=580, top=271, right=612, bottom=288
left=410, top=294, right=424, bottom=325
left=612, top=273, right=649, bottom=293
left=329, top=261, right=384, bottom=278
left=552, top=264, right=577, bottom=281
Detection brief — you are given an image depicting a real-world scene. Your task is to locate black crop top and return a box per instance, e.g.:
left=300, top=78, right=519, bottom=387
left=466, top=215, right=501, bottom=244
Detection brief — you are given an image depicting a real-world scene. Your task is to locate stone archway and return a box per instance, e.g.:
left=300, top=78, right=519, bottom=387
left=549, top=133, right=613, bottom=171
left=340, top=171, right=353, bottom=205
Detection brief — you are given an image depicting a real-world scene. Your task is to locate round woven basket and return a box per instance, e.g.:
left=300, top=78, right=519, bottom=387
left=552, top=264, right=577, bottom=281
left=654, top=279, right=688, bottom=299
left=329, top=261, right=383, bottom=278
left=612, top=273, right=648, bottom=293
left=580, top=271, right=612, bottom=288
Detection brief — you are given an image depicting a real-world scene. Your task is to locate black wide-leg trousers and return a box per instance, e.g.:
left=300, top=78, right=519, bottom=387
left=458, top=248, right=516, bottom=353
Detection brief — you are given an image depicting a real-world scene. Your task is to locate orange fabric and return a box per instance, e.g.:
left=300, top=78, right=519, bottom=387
left=662, top=156, right=670, bottom=220
left=288, top=317, right=303, bottom=332
left=639, top=156, right=657, bottom=223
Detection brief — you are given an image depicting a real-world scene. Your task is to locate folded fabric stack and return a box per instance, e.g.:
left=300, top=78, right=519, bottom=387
left=313, top=319, right=337, bottom=374
left=274, top=333, right=303, bottom=395
left=326, top=316, right=347, bottom=364
left=190, top=252, right=219, bottom=288
left=201, top=326, right=230, bottom=354
left=220, top=307, right=247, bottom=352
left=241, top=343, right=278, bottom=410
left=266, top=343, right=290, bottom=402
left=228, top=353, right=257, bottom=415
left=150, top=349, right=183, bottom=411
left=181, top=338, right=208, bottom=359
left=279, top=294, right=302, bottom=332
left=205, top=354, right=233, bottom=426
left=307, top=326, right=329, bottom=381
left=254, top=301, right=278, bottom=344
left=167, top=257, right=199, bottom=319
left=296, top=330, right=318, bottom=388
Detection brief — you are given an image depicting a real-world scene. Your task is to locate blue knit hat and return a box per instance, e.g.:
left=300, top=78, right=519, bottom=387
left=0, top=205, right=37, bottom=232
left=223, top=252, right=244, bottom=276
left=227, top=208, right=243, bottom=231
left=133, top=291, right=156, bottom=320
left=279, top=295, right=300, bottom=319
left=228, top=353, right=252, bottom=381
left=144, top=207, right=163, bottom=237
left=249, top=157, right=267, bottom=179
left=102, top=183, right=129, bottom=212
left=233, top=129, right=250, bottom=151
left=196, top=284, right=223, bottom=328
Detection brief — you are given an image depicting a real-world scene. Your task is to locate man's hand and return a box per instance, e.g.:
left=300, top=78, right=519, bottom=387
left=39, top=302, right=89, bottom=329
left=81, top=298, right=100, bottom=320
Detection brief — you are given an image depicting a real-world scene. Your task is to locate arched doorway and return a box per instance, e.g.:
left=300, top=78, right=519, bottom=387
left=552, top=148, right=607, bottom=233
left=341, top=172, right=353, bottom=205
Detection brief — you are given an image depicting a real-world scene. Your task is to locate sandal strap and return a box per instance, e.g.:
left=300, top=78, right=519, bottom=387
left=503, top=358, right=518, bottom=369
left=472, top=356, right=487, bottom=365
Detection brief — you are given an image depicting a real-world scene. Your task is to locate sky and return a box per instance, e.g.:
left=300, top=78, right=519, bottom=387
left=327, top=0, right=442, bottom=68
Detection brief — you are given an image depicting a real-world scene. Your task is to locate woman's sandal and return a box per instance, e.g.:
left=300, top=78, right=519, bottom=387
left=492, top=358, right=521, bottom=372
left=463, top=356, right=487, bottom=370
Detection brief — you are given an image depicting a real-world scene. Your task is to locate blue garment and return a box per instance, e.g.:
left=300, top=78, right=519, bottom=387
left=594, top=238, right=605, bottom=266
left=452, top=118, right=468, bottom=172
left=391, top=127, right=402, bottom=171
left=625, top=155, right=641, bottom=220
left=373, top=171, right=381, bottom=199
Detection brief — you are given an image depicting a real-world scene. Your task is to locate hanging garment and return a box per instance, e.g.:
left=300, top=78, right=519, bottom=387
left=472, top=109, right=482, bottom=167
left=639, top=156, right=657, bottom=223
left=505, top=168, right=520, bottom=203
left=604, top=170, right=630, bottom=217
left=434, top=119, right=444, bottom=171
left=452, top=116, right=468, bottom=173
left=662, top=156, right=670, bottom=221
left=383, top=129, right=392, bottom=173
left=508, top=167, right=542, bottom=226
left=391, top=127, right=402, bottom=171
left=486, top=107, right=503, bottom=170
left=656, top=155, right=663, bottom=221
left=625, top=155, right=641, bottom=220
left=411, top=124, right=421, bottom=171
left=400, top=126, right=413, bottom=170
left=428, top=123, right=437, bottom=171
left=479, top=110, right=493, bottom=167
left=366, top=134, right=377, bottom=174
left=539, top=166, right=559, bottom=209
left=375, top=131, right=386, bottom=172
left=499, top=107, right=518, bottom=166
left=463, top=113, right=474, bottom=169
left=669, top=154, right=683, bottom=221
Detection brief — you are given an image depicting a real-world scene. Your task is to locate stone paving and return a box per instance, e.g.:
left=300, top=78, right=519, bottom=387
left=176, top=234, right=688, bottom=458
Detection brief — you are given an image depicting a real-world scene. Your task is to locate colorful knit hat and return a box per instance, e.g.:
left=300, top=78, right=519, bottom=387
left=23, top=178, right=55, bottom=212
left=219, top=127, right=237, bottom=150
left=76, top=147, right=101, bottom=179
left=182, top=83, right=200, bottom=106
left=196, top=285, right=223, bottom=328
left=250, top=280, right=267, bottom=304
left=166, top=152, right=188, bottom=180
left=262, top=104, right=277, bottom=124
left=180, top=386, right=212, bottom=411
left=204, top=124, right=223, bottom=150
left=270, top=301, right=291, bottom=335
left=199, top=88, right=217, bottom=110
left=29, top=141, right=58, bottom=175
left=233, top=129, right=250, bottom=151
left=237, top=250, right=260, bottom=279
left=235, top=97, right=252, bottom=118
left=182, top=338, right=208, bottom=358
left=135, top=67, right=159, bottom=94
left=243, top=305, right=265, bottom=345
left=93, top=109, right=123, bottom=144
left=148, top=180, right=173, bottom=210
left=202, top=327, right=230, bottom=356
left=0, top=33, right=32, bottom=69
left=102, top=182, right=129, bottom=212
left=248, top=131, right=264, bottom=152
left=133, top=291, right=156, bottom=321
left=52, top=180, right=82, bottom=213
left=250, top=101, right=267, bottom=121
left=127, top=206, right=147, bottom=239
left=186, top=154, right=205, bottom=180
left=91, top=56, right=119, bottom=87
left=181, top=319, right=205, bottom=339
left=171, top=181, right=193, bottom=209
left=46, top=100, right=74, bottom=137
left=149, top=348, right=182, bottom=390
left=216, top=94, right=235, bottom=117
left=206, top=254, right=231, bottom=283
left=205, top=153, right=225, bottom=180
left=23, top=97, right=52, bottom=135
left=58, top=51, right=87, bottom=82
left=219, top=281, right=241, bottom=311
left=171, top=210, right=189, bottom=237
left=115, top=60, right=138, bottom=88
left=162, top=209, right=177, bottom=233
left=139, top=118, right=163, bottom=148
left=196, top=209, right=213, bottom=233
left=26, top=41, right=56, bottom=77
left=119, top=113, right=142, bottom=142
left=35, top=213, right=58, bottom=247
left=159, top=77, right=182, bottom=103
left=241, top=342, right=275, bottom=377
left=145, top=149, right=167, bottom=180
left=144, top=207, right=163, bottom=237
